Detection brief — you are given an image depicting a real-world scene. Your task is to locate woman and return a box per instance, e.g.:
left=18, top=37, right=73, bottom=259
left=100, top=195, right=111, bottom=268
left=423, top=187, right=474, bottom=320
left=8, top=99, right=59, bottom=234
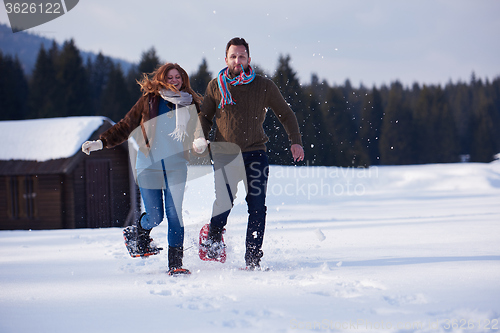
left=82, top=63, right=208, bottom=275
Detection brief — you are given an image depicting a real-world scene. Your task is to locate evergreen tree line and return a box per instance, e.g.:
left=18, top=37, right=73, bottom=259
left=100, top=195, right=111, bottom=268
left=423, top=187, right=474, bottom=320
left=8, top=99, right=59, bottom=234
left=268, top=56, right=500, bottom=166
left=1, top=40, right=499, bottom=166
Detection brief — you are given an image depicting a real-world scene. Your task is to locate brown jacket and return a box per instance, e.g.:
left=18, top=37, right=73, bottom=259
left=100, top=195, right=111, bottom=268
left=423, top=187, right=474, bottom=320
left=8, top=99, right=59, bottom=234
left=199, top=75, right=303, bottom=152
left=99, top=94, right=203, bottom=158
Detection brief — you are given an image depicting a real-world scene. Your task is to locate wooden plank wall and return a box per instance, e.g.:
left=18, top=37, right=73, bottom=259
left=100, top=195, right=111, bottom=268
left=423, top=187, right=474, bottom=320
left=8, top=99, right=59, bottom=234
left=0, top=175, right=63, bottom=230
left=74, top=143, right=135, bottom=228
left=0, top=145, right=137, bottom=230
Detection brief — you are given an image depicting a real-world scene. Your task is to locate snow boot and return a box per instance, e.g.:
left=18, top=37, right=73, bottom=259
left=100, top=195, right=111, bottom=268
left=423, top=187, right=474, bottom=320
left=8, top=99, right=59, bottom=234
left=202, top=238, right=226, bottom=260
left=167, top=246, right=190, bottom=276
left=207, top=224, right=224, bottom=243
left=244, top=246, right=263, bottom=270
left=123, top=213, right=162, bottom=258
left=199, top=224, right=226, bottom=262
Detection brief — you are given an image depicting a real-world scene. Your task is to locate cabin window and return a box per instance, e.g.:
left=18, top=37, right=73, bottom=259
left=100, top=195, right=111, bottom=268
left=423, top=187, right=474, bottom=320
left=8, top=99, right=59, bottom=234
left=24, top=177, right=37, bottom=218
left=7, top=177, right=19, bottom=219
left=6, top=176, right=38, bottom=219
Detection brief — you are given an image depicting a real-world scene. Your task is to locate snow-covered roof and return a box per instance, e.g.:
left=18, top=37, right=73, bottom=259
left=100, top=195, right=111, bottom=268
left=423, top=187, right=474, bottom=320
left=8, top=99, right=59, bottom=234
left=0, top=117, right=107, bottom=162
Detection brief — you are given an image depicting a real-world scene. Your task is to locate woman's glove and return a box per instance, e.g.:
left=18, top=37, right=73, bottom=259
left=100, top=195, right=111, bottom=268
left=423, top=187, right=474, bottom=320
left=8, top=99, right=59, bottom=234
left=82, top=140, right=103, bottom=155
left=192, top=138, right=208, bottom=154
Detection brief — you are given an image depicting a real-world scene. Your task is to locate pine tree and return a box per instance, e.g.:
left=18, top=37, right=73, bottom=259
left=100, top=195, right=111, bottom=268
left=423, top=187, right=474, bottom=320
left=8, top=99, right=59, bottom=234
left=359, top=87, right=384, bottom=165
left=471, top=103, right=497, bottom=162
left=379, top=82, right=415, bottom=165
left=253, top=63, right=269, bottom=78
left=126, top=47, right=162, bottom=104
left=0, top=52, right=29, bottom=120
left=87, top=52, right=114, bottom=116
left=343, top=79, right=367, bottom=129
left=126, top=65, right=142, bottom=105
left=414, top=85, right=435, bottom=163
left=446, top=81, right=473, bottom=157
left=320, top=86, right=361, bottom=167
left=470, top=80, right=500, bottom=162
left=433, top=87, right=460, bottom=163
left=99, top=63, right=131, bottom=122
left=301, top=81, right=327, bottom=165
left=272, top=55, right=302, bottom=109
left=267, top=54, right=304, bottom=165
left=299, top=74, right=331, bottom=165
left=56, top=39, right=90, bottom=116
left=137, top=47, right=161, bottom=75
left=27, top=45, right=58, bottom=118
left=190, top=58, right=212, bottom=96
left=417, top=85, right=460, bottom=163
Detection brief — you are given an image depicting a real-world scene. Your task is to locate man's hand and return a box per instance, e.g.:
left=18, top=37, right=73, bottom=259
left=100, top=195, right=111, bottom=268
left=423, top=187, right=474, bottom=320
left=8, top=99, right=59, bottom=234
left=291, top=144, right=304, bottom=162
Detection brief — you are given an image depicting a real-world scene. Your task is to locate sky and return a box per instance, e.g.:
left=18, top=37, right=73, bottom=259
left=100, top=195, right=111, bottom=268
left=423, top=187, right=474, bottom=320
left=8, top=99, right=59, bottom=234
left=1, top=0, right=500, bottom=87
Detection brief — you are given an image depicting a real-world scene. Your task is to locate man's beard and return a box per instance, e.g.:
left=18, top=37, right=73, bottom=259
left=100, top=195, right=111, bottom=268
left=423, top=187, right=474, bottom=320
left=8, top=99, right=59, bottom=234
left=229, top=64, right=247, bottom=77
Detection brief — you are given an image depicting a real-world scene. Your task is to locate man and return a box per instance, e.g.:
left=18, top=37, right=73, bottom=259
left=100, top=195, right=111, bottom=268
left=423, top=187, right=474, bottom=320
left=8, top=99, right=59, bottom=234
left=199, top=37, right=304, bottom=269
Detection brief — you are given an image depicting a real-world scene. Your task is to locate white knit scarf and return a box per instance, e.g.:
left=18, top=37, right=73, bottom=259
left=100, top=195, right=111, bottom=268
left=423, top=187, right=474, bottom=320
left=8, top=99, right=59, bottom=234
left=159, top=89, right=193, bottom=141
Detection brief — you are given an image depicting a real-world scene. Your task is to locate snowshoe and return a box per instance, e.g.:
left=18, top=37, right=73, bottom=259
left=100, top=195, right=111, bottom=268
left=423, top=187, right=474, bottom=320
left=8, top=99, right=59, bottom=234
left=167, top=268, right=191, bottom=276
left=199, top=223, right=226, bottom=263
left=167, top=246, right=189, bottom=275
left=123, top=225, right=162, bottom=258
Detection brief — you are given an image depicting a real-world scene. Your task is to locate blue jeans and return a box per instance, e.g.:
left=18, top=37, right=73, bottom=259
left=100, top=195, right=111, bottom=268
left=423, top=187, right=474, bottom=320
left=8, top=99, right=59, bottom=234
left=210, top=150, right=269, bottom=253
left=138, top=160, right=187, bottom=248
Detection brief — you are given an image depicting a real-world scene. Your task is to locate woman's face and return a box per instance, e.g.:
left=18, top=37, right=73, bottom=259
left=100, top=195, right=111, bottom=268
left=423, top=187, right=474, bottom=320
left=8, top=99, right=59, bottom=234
left=166, top=68, right=183, bottom=90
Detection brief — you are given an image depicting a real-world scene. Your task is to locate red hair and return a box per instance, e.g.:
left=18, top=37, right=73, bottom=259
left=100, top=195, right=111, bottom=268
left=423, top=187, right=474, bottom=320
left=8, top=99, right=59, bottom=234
left=138, top=62, right=203, bottom=107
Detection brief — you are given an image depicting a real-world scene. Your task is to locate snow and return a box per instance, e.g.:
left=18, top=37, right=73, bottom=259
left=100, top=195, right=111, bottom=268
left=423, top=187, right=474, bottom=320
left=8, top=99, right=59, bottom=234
left=1, top=161, right=500, bottom=333
left=0, top=117, right=106, bottom=161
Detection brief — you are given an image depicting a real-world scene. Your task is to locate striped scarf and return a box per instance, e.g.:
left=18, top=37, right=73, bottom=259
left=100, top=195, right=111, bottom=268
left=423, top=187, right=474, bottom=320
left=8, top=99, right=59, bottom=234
left=217, top=65, right=256, bottom=109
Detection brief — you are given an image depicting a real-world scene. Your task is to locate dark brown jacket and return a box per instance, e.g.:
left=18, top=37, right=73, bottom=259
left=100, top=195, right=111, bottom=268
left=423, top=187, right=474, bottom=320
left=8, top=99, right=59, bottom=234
left=199, top=75, right=303, bottom=152
left=99, top=94, right=203, bottom=159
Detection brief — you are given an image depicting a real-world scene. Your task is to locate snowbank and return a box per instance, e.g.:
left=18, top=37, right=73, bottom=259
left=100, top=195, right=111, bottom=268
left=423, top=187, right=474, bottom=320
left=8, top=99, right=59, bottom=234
left=1, top=162, right=499, bottom=333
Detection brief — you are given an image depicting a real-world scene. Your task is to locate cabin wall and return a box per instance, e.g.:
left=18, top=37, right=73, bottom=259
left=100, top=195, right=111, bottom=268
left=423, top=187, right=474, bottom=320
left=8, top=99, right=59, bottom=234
left=0, top=174, right=64, bottom=230
left=73, top=144, right=136, bottom=228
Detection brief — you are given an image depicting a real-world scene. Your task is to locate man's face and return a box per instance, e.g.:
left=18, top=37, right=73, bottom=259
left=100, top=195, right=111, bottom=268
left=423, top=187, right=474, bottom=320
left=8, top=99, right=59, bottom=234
left=225, top=45, right=251, bottom=76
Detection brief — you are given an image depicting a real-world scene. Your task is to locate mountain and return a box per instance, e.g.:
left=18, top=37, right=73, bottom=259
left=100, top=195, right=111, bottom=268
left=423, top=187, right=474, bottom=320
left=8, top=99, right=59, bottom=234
left=0, top=23, right=133, bottom=75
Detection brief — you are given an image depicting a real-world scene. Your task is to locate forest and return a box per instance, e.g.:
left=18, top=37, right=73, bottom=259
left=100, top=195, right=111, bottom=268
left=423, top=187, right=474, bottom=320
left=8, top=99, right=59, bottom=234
left=1, top=39, right=499, bottom=166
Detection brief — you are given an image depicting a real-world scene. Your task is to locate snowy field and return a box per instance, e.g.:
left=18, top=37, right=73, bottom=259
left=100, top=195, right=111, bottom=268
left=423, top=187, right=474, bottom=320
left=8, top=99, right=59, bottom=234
left=1, top=161, right=500, bottom=333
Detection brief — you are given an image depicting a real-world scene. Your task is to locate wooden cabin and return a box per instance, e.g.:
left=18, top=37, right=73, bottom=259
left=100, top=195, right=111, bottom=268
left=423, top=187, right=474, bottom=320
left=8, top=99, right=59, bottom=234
left=0, top=117, right=140, bottom=230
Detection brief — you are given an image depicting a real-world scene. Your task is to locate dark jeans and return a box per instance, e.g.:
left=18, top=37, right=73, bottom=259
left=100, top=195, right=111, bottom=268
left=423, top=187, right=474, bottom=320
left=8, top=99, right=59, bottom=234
left=210, top=150, right=269, bottom=255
